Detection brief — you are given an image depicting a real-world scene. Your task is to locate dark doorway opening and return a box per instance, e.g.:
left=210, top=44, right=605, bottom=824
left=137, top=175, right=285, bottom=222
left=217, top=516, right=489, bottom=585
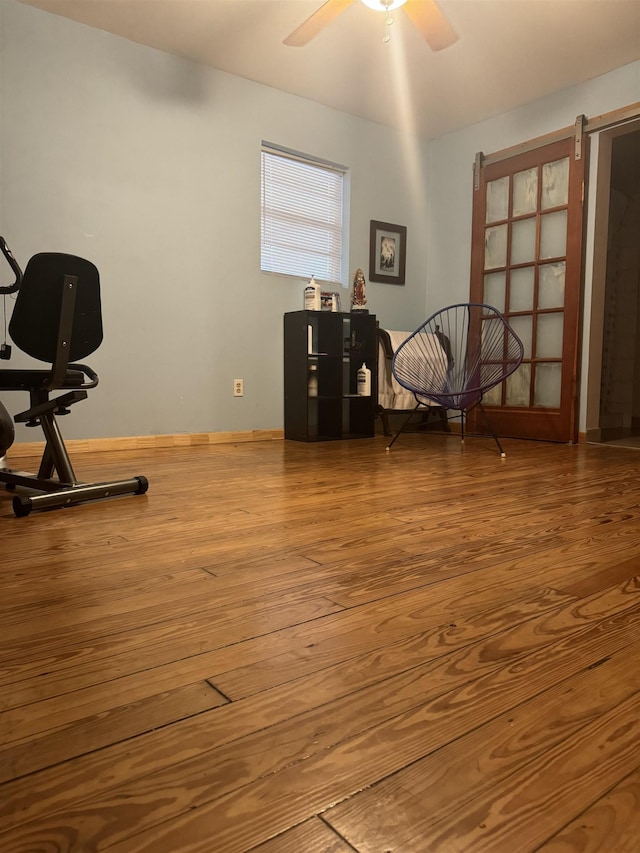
left=598, top=130, right=640, bottom=448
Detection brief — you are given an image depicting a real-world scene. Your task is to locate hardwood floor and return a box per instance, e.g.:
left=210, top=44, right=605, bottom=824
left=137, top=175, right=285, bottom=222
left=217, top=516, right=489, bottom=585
left=1, top=432, right=639, bottom=852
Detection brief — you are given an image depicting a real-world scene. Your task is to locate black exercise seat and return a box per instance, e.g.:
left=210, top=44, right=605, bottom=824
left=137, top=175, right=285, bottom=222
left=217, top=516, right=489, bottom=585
left=0, top=368, right=86, bottom=391
left=0, top=252, right=148, bottom=516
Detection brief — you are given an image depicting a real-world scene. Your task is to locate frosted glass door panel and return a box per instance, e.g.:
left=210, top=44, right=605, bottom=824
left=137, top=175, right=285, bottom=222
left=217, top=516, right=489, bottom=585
left=513, top=168, right=538, bottom=216
left=541, top=158, right=569, bottom=209
left=506, top=364, right=531, bottom=407
left=510, top=218, right=537, bottom=264
left=539, top=262, right=565, bottom=309
left=485, top=225, right=508, bottom=269
left=509, top=316, right=532, bottom=358
left=536, top=312, right=564, bottom=358
left=540, top=210, right=567, bottom=259
left=483, top=271, right=506, bottom=311
left=509, top=267, right=535, bottom=312
left=534, top=363, right=562, bottom=408
left=486, top=176, right=509, bottom=223
left=482, top=318, right=502, bottom=350
left=483, top=383, right=502, bottom=406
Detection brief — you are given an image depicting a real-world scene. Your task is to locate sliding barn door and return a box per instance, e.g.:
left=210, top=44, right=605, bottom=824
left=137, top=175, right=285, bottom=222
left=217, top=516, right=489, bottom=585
left=469, top=131, right=586, bottom=442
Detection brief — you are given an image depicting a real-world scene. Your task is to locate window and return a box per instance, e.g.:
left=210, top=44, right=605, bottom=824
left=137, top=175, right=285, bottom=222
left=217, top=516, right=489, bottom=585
left=261, top=144, right=348, bottom=286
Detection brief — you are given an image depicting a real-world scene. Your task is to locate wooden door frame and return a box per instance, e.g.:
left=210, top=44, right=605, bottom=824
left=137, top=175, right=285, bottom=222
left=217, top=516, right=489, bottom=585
left=469, top=132, right=586, bottom=443
left=584, top=116, right=640, bottom=442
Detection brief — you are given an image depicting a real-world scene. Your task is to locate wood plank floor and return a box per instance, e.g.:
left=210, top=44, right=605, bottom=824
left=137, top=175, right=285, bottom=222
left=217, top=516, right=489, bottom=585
left=1, top=432, right=639, bottom=852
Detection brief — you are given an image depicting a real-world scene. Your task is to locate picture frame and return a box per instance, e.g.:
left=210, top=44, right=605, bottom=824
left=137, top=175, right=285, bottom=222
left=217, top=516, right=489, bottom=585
left=369, top=220, right=407, bottom=285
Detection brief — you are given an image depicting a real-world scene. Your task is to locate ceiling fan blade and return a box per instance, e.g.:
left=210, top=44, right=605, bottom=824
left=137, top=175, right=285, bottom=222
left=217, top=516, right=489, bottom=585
left=403, top=0, right=458, bottom=51
left=284, top=0, right=356, bottom=47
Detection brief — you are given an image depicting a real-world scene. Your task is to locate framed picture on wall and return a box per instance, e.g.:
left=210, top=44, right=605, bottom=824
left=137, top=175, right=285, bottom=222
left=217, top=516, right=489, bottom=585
left=369, top=220, right=407, bottom=285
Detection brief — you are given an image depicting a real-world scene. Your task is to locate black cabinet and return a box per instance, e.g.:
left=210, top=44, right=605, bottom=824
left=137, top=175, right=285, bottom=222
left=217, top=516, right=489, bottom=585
left=284, top=310, right=377, bottom=442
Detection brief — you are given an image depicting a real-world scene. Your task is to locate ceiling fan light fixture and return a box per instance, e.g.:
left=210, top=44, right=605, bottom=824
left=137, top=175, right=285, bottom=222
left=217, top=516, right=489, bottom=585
left=284, top=0, right=458, bottom=51
left=360, top=0, right=408, bottom=11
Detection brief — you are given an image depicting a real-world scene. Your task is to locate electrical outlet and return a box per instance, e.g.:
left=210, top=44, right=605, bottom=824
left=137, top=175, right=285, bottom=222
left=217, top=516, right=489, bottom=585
left=233, top=379, right=244, bottom=397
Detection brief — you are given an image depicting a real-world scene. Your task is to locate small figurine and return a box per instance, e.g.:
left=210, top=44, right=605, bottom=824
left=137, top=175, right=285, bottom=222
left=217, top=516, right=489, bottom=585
left=351, top=267, right=367, bottom=312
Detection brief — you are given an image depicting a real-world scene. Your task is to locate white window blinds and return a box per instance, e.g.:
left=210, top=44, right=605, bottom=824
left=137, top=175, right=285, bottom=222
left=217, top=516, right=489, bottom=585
left=261, top=146, right=346, bottom=285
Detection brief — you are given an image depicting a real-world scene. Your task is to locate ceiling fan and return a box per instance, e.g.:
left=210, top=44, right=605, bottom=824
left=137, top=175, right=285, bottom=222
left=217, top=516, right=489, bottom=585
left=284, top=0, right=458, bottom=51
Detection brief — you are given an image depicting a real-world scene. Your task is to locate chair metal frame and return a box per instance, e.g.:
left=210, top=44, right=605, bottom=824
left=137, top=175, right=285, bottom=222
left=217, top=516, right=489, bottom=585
left=388, top=303, right=524, bottom=456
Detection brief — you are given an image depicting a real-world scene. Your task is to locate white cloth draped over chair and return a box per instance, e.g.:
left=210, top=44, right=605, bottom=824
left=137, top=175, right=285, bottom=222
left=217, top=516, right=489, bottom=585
left=377, top=329, right=450, bottom=438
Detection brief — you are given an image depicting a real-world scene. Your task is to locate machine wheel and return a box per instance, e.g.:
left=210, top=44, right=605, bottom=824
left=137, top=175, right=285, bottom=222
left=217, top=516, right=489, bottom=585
left=0, top=402, right=15, bottom=456
left=13, top=495, right=32, bottom=517
left=135, top=476, right=149, bottom=495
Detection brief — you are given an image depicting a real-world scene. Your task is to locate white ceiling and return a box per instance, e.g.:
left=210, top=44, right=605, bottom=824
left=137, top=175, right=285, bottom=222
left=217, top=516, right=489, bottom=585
left=19, top=0, right=640, bottom=139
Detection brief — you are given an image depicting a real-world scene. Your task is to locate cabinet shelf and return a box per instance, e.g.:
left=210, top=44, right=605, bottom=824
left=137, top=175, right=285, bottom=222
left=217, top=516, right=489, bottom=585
left=284, top=310, right=377, bottom=442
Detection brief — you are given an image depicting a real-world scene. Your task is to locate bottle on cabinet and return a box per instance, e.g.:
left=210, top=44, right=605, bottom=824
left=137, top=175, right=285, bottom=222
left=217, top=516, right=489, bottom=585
left=357, top=363, right=371, bottom=396
left=304, top=275, right=321, bottom=311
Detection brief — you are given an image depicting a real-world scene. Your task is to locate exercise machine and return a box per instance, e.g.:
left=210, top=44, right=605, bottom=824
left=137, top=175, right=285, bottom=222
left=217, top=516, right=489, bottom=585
left=0, top=238, right=21, bottom=467
left=0, top=236, right=148, bottom=516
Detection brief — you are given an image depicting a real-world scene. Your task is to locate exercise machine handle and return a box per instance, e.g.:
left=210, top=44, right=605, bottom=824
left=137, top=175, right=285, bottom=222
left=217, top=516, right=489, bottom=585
left=68, top=363, right=99, bottom=390
left=0, top=236, right=23, bottom=294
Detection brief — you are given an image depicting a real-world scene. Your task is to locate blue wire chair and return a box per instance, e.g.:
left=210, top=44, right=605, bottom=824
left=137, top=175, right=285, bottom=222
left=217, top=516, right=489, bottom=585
left=389, top=303, right=524, bottom=456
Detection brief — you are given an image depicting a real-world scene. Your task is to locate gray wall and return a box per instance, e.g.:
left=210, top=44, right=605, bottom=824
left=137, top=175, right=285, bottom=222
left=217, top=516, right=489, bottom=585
left=0, top=0, right=430, bottom=440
